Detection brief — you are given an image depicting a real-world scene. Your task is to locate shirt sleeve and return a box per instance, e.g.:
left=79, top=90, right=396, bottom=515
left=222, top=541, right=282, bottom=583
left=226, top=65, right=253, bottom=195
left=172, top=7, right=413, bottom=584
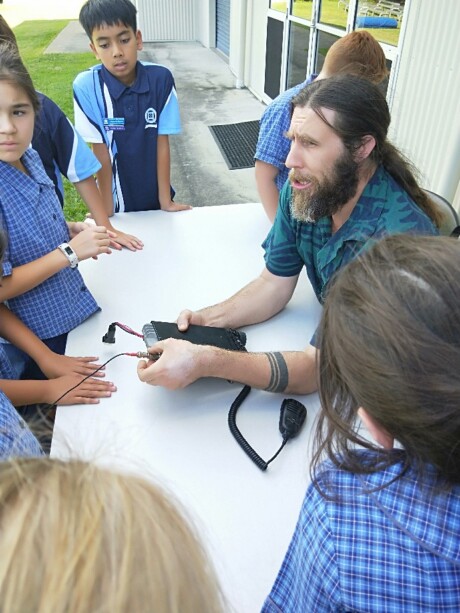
left=73, top=70, right=106, bottom=145
left=32, top=96, right=100, bottom=205
left=262, top=484, right=340, bottom=613
left=43, top=97, right=101, bottom=183
left=255, top=99, right=292, bottom=170
left=0, top=391, right=43, bottom=458
left=263, top=182, right=305, bottom=277
left=158, top=85, right=181, bottom=135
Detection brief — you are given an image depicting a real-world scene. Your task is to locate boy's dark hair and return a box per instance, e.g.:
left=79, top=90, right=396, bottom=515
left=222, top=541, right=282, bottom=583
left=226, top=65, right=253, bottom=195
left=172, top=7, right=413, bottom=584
left=292, top=75, right=442, bottom=227
left=0, top=15, right=19, bottom=49
left=0, top=41, right=40, bottom=114
left=313, top=234, right=460, bottom=490
left=79, top=0, right=137, bottom=40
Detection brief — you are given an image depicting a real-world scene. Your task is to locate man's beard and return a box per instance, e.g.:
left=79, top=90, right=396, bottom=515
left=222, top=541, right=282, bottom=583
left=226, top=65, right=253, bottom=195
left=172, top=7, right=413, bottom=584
left=290, top=149, right=360, bottom=223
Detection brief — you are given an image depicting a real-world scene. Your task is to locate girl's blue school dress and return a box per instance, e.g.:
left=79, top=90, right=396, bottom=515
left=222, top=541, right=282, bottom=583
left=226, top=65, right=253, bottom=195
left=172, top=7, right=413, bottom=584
left=0, top=148, right=99, bottom=341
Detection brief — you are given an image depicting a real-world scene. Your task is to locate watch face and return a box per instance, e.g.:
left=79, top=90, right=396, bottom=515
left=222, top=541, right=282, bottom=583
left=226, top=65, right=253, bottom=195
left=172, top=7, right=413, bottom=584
left=65, top=246, right=73, bottom=256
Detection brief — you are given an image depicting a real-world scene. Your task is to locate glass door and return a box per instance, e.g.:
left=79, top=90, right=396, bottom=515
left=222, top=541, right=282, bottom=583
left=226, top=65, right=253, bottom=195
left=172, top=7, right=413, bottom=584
left=264, top=2, right=288, bottom=99
left=264, top=0, right=408, bottom=101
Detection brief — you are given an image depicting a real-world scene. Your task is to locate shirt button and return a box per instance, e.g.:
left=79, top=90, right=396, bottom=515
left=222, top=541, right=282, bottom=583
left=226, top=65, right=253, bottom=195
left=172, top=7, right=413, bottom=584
left=53, top=213, right=57, bottom=220
left=81, top=285, right=87, bottom=291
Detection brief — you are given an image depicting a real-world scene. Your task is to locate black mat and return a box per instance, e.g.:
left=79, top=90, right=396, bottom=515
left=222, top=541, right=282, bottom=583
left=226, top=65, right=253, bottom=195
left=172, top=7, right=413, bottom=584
left=209, top=120, right=260, bottom=170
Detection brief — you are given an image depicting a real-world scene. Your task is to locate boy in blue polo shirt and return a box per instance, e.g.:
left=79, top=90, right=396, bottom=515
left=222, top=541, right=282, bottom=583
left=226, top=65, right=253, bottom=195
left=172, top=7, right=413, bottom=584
left=74, top=0, right=191, bottom=214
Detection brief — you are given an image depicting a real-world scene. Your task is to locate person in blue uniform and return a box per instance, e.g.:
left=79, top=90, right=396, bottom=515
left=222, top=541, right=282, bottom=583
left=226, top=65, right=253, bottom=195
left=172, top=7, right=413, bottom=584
left=255, top=31, right=388, bottom=222
left=0, top=389, right=43, bottom=458
left=0, top=42, right=112, bottom=374
left=74, top=0, right=191, bottom=214
left=262, top=234, right=460, bottom=612
left=0, top=15, right=142, bottom=251
left=136, top=76, right=441, bottom=395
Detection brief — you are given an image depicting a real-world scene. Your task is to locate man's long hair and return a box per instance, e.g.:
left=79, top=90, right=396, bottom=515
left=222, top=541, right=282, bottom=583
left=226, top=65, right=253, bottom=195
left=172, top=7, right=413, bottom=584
left=292, top=76, right=441, bottom=227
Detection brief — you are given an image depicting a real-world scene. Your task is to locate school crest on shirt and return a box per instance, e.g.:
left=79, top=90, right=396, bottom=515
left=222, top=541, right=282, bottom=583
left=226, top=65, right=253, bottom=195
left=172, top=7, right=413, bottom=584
left=145, top=108, right=157, bottom=129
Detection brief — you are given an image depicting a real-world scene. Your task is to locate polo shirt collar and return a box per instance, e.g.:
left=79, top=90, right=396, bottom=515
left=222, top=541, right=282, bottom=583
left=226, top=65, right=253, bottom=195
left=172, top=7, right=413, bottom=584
left=101, top=61, right=150, bottom=100
left=0, top=149, right=52, bottom=188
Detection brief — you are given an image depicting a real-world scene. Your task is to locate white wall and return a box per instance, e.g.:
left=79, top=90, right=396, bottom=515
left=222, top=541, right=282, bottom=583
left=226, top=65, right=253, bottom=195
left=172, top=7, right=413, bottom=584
left=245, top=0, right=270, bottom=102
left=389, top=0, right=460, bottom=209
left=227, top=0, right=268, bottom=101
left=137, top=0, right=195, bottom=42
left=195, top=0, right=215, bottom=48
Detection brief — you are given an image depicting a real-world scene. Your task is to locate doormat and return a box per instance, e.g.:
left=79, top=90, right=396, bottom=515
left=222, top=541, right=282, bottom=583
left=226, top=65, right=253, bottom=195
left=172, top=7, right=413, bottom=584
left=209, top=120, right=260, bottom=170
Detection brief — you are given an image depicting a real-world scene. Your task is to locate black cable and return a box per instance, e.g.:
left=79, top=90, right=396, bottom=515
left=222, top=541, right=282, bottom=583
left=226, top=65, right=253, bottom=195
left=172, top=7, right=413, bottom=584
left=228, top=385, right=270, bottom=471
left=41, top=352, right=129, bottom=411
left=102, top=322, right=143, bottom=344
left=228, top=386, right=307, bottom=472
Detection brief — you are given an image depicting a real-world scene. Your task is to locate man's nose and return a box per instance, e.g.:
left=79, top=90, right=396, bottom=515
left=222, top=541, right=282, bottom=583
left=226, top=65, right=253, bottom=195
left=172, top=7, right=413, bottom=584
left=285, top=141, right=302, bottom=169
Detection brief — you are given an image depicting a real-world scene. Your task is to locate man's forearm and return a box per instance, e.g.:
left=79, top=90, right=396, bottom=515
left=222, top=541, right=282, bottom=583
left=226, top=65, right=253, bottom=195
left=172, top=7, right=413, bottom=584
left=196, top=269, right=299, bottom=330
left=199, top=345, right=318, bottom=395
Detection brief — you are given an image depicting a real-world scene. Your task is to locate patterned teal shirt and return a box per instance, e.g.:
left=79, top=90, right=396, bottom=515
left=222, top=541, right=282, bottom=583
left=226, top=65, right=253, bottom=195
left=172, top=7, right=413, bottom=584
left=263, top=165, right=438, bottom=304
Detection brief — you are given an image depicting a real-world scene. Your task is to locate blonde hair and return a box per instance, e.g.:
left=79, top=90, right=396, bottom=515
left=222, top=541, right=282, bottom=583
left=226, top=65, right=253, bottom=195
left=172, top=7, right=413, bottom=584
left=0, top=458, right=224, bottom=613
left=322, top=31, right=388, bottom=84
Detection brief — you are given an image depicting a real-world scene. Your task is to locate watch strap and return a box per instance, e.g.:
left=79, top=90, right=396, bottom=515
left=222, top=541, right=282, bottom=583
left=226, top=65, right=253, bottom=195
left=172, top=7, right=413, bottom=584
left=58, top=242, right=79, bottom=269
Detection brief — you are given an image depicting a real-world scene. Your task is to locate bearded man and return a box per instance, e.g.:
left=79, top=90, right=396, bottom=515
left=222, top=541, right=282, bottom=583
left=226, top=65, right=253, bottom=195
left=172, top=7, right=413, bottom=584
left=137, top=75, right=440, bottom=395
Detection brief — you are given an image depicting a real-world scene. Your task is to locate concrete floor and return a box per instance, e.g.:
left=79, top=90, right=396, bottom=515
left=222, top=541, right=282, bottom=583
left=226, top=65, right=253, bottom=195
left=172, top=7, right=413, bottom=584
left=44, top=21, right=267, bottom=208
left=145, top=42, right=265, bottom=207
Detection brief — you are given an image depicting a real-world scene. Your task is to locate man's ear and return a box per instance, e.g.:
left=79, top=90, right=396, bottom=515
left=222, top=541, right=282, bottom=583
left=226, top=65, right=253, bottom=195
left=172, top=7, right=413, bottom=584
left=136, top=29, right=143, bottom=51
left=358, top=407, right=394, bottom=449
left=355, top=135, right=376, bottom=162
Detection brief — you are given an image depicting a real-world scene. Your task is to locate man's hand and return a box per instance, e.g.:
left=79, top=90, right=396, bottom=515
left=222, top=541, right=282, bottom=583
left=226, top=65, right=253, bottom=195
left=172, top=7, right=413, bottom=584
left=45, top=375, right=116, bottom=405
left=137, top=339, right=205, bottom=389
left=38, top=352, right=106, bottom=379
left=176, top=309, right=206, bottom=332
left=160, top=200, right=193, bottom=213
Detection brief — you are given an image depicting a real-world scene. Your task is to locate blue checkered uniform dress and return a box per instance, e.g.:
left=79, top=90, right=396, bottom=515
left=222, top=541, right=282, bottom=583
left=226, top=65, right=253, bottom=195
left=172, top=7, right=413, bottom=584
left=263, top=454, right=460, bottom=612
left=0, top=149, right=99, bottom=339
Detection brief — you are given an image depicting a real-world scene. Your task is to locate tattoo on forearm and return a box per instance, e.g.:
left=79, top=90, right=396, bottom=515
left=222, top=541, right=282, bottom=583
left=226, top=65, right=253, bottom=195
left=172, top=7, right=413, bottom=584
left=265, top=352, right=289, bottom=393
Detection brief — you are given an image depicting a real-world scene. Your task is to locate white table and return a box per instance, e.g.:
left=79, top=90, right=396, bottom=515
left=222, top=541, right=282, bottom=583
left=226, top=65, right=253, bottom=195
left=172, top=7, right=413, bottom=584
left=52, top=203, right=322, bottom=613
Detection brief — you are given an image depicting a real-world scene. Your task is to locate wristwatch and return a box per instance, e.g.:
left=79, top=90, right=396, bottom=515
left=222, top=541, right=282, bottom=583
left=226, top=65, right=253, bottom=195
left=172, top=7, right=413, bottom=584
left=58, top=243, right=79, bottom=269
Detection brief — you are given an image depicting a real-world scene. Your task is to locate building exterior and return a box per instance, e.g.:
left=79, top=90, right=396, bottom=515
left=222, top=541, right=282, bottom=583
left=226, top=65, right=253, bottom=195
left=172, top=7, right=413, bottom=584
left=136, top=0, right=460, bottom=210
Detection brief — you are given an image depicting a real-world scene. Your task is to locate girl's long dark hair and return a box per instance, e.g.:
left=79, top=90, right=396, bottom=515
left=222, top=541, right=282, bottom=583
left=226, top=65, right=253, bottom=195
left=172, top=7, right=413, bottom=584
left=312, top=235, right=460, bottom=493
left=0, top=41, right=40, bottom=114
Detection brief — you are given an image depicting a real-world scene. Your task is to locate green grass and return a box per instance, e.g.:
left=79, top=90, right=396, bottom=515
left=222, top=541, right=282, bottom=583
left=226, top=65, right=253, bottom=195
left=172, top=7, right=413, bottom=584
left=273, top=0, right=401, bottom=46
left=14, top=20, right=96, bottom=220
